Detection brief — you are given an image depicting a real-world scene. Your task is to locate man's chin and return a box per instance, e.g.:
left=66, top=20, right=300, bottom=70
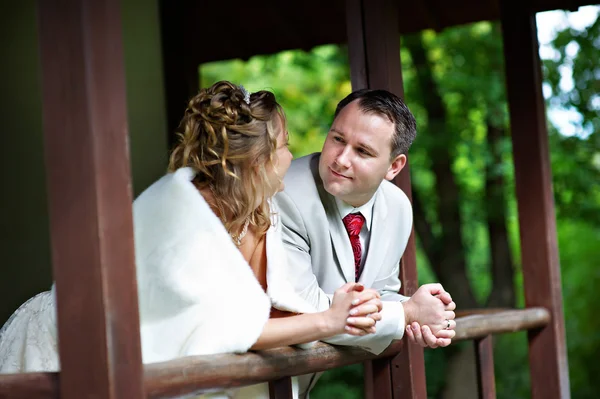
left=323, top=181, right=348, bottom=198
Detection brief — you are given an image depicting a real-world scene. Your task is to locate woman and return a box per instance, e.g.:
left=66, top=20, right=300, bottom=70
left=136, top=82, right=381, bottom=363
left=0, top=82, right=381, bottom=396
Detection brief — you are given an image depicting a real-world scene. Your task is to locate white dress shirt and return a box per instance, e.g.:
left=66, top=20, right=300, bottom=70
left=334, top=195, right=407, bottom=338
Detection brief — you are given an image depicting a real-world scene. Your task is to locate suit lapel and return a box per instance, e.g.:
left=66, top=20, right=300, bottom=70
left=359, top=189, right=392, bottom=286
left=311, top=156, right=355, bottom=284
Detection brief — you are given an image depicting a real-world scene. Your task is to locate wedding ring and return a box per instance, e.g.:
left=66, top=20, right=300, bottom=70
left=445, top=319, right=451, bottom=330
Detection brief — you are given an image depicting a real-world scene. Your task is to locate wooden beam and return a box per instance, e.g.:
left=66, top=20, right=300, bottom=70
left=499, top=2, right=570, bottom=398
left=0, top=308, right=553, bottom=399
left=0, top=372, right=59, bottom=399
left=145, top=341, right=405, bottom=398
left=269, top=377, right=294, bottom=399
left=364, top=358, right=394, bottom=399
left=346, top=0, right=426, bottom=398
left=38, top=1, right=144, bottom=398
left=453, top=308, right=550, bottom=341
left=475, top=336, right=497, bottom=399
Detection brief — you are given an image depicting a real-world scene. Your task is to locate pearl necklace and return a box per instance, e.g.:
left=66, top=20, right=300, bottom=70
left=208, top=185, right=250, bottom=246
left=231, top=216, right=250, bottom=246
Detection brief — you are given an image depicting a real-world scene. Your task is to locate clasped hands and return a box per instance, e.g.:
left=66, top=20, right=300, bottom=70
left=330, top=282, right=456, bottom=348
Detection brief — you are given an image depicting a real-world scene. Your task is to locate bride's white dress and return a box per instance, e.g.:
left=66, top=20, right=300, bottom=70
left=0, top=289, right=59, bottom=373
left=0, top=168, right=316, bottom=398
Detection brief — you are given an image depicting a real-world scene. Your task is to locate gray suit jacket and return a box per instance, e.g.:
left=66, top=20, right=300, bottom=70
left=274, top=153, right=413, bottom=355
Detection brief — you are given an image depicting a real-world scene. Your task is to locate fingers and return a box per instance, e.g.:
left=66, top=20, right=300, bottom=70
left=337, top=282, right=365, bottom=294
left=405, top=322, right=415, bottom=341
left=368, top=312, right=382, bottom=322
left=351, top=290, right=381, bottom=307
left=344, top=325, right=373, bottom=336
left=434, top=328, right=455, bottom=339
left=444, top=310, right=456, bottom=321
left=346, top=316, right=376, bottom=329
left=446, top=319, right=456, bottom=330
left=445, top=301, right=456, bottom=311
left=420, top=283, right=444, bottom=296
left=437, top=291, right=453, bottom=305
left=349, top=303, right=380, bottom=317
left=406, top=322, right=426, bottom=347
left=421, top=326, right=439, bottom=348
left=422, top=325, right=455, bottom=348
left=349, top=298, right=382, bottom=316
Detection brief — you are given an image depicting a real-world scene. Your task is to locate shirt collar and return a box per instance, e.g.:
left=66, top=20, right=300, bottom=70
left=335, top=193, right=377, bottom=231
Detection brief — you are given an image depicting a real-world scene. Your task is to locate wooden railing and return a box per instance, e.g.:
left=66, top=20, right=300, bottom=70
left=0, top=307, right=550, bottom=399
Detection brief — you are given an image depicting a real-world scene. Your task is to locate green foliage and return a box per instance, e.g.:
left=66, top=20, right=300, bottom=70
left=543, top=10, right=600, bottom=136
left=494, top=220, right=600, bottom=399
left=558, top=221, right=600, bottom=398
left=199, top=9, right=600, bottom=397
left=201, top=45, right=352, bottom=158
left=543, top=8, right=600, bottom=227
left=310, top=364, right=364, bottom=399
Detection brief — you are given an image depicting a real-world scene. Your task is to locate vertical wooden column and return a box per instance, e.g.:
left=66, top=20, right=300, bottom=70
left=499, top=2, right=570, bottom=399
left=38, top=1, right=144, bottom=398
left=346, top=0, right=426, bottom=398
left=269, top=377, right=293, bottom=399
left=474, top=336, right=496, bottom=399
left=363, top=360, right=394, bottom=399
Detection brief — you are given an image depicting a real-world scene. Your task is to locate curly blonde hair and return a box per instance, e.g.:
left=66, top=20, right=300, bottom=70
left=168, top=81, right=284, bottom=237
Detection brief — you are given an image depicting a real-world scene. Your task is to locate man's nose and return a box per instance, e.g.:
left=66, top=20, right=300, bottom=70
left=335, top=146, right=352, bottom=168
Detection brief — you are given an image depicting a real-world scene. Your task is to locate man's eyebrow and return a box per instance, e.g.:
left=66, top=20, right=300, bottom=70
left=331, top=127, right=379, bottom=155
left=359, top=142, right=378, bottom=156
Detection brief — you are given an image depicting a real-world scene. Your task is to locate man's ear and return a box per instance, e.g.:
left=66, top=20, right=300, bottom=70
left=385, top=154, right=407, bottom=181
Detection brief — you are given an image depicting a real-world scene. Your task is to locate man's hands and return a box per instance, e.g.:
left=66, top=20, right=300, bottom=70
left=402, top=284, right=456, bottom=348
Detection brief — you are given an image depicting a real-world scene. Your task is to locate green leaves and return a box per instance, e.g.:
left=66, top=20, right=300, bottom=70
left=200, top=45, right=352, bottom=158
left=197, top=11, right=600, bottom=396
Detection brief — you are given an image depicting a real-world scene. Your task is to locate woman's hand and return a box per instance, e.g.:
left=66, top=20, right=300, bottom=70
left=326, top=283, right=381, bottom=336
left=345, top=288, right=382, bottom=335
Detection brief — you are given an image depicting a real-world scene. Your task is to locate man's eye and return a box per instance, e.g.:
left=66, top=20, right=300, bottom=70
left=333, top=136, right=343, bottom=143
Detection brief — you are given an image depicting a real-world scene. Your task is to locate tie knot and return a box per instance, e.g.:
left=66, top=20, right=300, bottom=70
left=342, top=212, right=365, bottom=237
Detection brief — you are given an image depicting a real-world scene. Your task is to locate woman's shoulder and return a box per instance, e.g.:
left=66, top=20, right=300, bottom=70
left=134, top=167, right=197, bottom=205
left=133, top=168, right=218, bottom=229
left=132, top=168, right=231, bottom=269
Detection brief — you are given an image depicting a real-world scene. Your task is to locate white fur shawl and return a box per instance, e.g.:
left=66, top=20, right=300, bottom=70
left=133, top=167, right=316, bottom=364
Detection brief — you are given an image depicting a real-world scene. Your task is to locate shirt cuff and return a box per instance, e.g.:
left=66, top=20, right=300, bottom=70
left=382, top=300, right=406, bottom=339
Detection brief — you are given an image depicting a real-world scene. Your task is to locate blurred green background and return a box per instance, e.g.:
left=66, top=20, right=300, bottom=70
left=200, top=9, right=600, bottom=399
left=0, top=3, right=597, bottom=398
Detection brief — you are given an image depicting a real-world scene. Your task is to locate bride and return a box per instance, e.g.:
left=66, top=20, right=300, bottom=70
left=0, top=81, right=382, bottom=397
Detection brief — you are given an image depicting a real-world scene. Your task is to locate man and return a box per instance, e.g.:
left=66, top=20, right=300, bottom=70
left=275, top=89, right=456, bottom=396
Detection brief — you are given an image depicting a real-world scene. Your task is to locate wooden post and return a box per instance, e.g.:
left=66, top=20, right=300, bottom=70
left=269, top=377, right=293, bottom=399
left=38, top=1, right=144, bottom=398
left=364, top=359, right=393, bottom=399
left=346, top=0, right=426, bottom=398
left=499, top=2, right=570, bottom=398
left=475, top=336, right=496, bottom=399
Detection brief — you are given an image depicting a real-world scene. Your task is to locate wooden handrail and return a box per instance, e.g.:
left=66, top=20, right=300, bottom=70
left=0, top=372, right=59, bottom=399
left=145, top=340, right=404, bottom=398
left=453, top=307, right=550, bottom=341
left=0, top=307, right=551, bottom=399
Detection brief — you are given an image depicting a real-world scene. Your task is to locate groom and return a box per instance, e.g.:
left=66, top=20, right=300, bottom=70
left=275, top=89, right=456, bottom=396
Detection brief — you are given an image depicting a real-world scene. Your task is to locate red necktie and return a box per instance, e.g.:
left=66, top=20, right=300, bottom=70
left=342, top=212, right=366, bottom=281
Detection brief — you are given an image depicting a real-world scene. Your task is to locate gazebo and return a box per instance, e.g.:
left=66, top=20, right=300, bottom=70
left=0, top=0, right=591, bottom=397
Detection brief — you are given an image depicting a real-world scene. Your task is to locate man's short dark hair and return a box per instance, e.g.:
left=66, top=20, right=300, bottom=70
left=334, top=89, right=417, bottom=158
